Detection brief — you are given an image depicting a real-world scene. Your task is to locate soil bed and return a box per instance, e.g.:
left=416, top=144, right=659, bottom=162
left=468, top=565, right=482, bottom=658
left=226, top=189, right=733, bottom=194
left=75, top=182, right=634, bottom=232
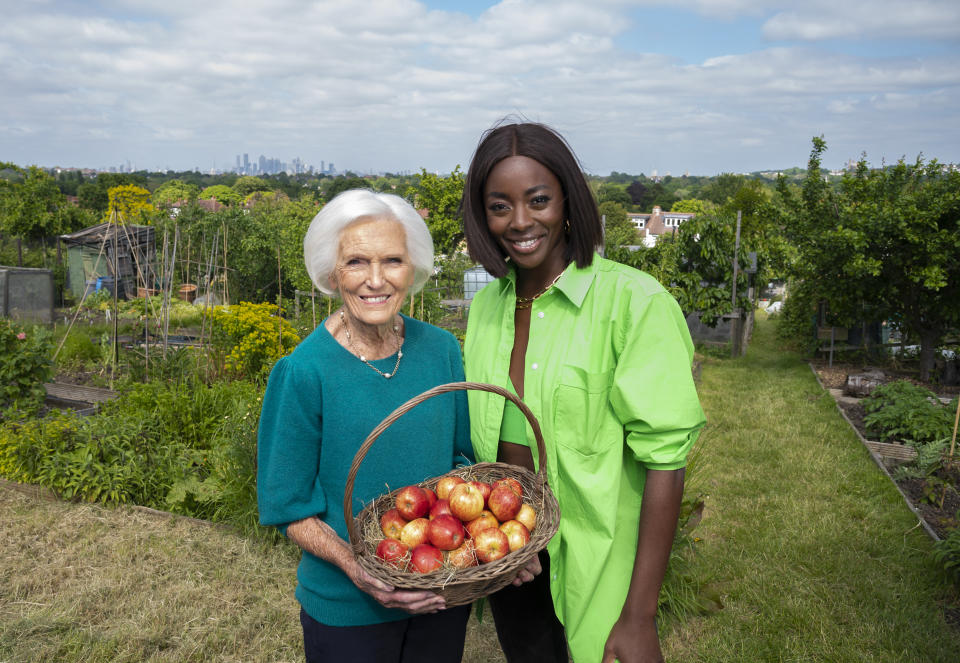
left=811, top=359, right=960, bottom=540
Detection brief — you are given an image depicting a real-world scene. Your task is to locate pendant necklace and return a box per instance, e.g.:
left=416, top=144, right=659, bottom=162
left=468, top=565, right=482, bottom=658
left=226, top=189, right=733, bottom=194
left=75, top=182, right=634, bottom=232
left=339, top=309, right=403, bottom=379
left=515, top=270, right=564, bottom=310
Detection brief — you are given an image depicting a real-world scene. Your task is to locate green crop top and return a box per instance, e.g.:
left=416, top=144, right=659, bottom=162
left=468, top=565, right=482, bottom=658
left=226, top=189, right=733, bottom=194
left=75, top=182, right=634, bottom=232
left=499, top=383, right=528, bottom=445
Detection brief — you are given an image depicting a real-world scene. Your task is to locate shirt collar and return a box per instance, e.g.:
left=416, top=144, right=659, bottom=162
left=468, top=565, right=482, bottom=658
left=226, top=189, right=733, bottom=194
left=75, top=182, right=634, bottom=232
left=498, top=253, right=600, bottom=309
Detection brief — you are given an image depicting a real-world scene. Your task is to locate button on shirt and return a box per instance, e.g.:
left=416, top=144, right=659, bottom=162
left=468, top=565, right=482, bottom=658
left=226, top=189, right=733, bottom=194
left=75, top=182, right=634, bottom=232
left=464, top=255, right=705, bottom=663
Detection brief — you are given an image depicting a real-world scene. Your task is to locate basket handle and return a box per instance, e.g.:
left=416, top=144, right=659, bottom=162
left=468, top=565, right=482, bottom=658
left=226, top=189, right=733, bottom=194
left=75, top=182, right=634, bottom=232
left=343, top=381, right=548, bottom=547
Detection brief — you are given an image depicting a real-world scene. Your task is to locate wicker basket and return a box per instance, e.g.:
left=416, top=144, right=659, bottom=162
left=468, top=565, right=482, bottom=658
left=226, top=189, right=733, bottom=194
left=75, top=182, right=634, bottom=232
left=343, top=381, right=561, bottom=607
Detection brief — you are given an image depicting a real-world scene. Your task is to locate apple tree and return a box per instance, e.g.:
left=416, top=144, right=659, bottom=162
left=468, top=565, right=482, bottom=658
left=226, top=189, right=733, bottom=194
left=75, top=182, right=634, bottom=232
left=780, top=137, right=960, bottom=381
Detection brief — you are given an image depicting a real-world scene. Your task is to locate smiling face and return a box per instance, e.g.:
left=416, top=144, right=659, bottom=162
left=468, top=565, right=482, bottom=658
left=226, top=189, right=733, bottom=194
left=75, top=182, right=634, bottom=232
left=332, top=216, right=413, bottom=330
left=484, top=155, right=568, bottom=288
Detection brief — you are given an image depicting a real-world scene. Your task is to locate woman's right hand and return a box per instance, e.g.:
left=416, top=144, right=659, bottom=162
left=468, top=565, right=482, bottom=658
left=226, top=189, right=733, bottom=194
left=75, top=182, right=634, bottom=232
left=348, top=562, right=447, bottom=614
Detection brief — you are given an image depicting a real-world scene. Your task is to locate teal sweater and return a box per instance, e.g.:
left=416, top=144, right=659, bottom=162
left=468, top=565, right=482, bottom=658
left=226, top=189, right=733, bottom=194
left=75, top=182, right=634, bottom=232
left=257, top=315, right=472, bottom=626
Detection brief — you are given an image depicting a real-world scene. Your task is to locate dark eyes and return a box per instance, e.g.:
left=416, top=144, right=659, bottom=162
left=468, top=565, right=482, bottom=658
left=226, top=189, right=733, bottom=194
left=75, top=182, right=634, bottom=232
left=487, top=195, right=551, bottom=213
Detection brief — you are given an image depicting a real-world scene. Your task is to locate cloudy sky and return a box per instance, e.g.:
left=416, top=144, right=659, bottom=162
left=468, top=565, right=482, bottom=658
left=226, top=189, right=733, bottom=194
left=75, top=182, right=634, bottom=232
left=2, top=0, right=958, bottom=175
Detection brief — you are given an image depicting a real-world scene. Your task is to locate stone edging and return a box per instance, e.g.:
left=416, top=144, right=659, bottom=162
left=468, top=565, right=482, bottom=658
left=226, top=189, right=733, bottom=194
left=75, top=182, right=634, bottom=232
left=808, top=363, right=941, bottom=542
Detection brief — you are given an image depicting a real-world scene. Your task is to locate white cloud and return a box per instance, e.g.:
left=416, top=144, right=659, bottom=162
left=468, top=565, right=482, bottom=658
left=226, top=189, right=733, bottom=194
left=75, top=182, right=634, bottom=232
left=0, top=0, right=957, bottom=173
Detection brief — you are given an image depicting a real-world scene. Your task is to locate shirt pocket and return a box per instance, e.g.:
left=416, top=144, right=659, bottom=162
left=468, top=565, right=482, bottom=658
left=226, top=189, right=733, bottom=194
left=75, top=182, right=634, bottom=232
left=554, top=365, right=619, bottom=457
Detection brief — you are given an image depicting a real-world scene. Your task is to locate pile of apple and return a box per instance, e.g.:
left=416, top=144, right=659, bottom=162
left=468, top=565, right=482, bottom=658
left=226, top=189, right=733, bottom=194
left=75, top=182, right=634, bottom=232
left=375, top=475, right=536, bottom=574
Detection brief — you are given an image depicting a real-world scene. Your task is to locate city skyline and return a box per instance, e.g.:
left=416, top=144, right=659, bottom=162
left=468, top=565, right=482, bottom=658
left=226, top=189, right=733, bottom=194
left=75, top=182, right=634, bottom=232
left=2, top=1, right=958, bottom=176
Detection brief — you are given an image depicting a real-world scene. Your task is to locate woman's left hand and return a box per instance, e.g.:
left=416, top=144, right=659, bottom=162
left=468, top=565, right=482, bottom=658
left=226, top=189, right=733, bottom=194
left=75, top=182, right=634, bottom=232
left=510, top=552, right=542, bottom=586
left=601, top=615, right=662, bottom=663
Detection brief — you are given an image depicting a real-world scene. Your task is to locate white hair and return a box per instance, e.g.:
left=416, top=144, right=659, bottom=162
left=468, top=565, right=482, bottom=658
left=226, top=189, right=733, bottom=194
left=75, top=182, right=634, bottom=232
left=304, top=189, right=435, bottom=297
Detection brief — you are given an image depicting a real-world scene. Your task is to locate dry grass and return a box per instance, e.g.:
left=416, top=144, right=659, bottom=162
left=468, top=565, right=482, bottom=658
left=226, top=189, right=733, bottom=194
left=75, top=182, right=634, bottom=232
left=0, top=486, right=505, bottom=662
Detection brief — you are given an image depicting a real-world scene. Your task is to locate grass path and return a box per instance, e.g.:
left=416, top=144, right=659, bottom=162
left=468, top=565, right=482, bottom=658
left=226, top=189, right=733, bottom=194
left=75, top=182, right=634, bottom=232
left=661, top=316, right=959, bottom=662
left=1, top=315, right=956, bottom=661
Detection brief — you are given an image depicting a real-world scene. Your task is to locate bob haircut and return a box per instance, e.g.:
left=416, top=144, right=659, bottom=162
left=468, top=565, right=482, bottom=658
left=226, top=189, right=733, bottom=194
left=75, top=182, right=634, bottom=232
left=304, top=189, right=434, bottom=297
left=461, top=121, right=603, bottom=278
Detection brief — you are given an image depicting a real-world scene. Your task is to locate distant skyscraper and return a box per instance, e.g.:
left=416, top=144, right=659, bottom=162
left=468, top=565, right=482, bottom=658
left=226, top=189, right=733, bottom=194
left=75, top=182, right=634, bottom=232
left=243, top=153, right=250, bottom=172
left=236, top=155, right=241, bottom=172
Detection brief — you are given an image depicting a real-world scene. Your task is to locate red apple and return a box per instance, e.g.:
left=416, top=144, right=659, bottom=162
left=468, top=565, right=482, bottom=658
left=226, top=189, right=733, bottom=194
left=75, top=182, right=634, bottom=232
left=473, top=527, right=510, bottom=564
left=427, top=514, right=466, bottom=551
left=423, top=487, right=438, bottom=510
left=375, top=539, right=409, bottom=569
left=492, top=477, right=523, bottom=499
left=469, top=480, right=492, bottom=505
left=447, top=539, right=478, bottom=569
left=516, top=503, right=537, bottom=532
left=400, top=517, right=430, bottom=548
left=465, top=510, right=501, bottom=539
left=395, top=485, right=430, bottom=520
left=448, top=482, right=485, bottom=522
left=488, top=484, right=522, bottom=522
left=380, top=508, right=408, bottom=540
left=429, top=499, right=454, bottom=520
left=499, top=519, right=531, bottom=552
left=435, top=475, right=466, bottom=500
left=409, top=543, right=444, bottom=573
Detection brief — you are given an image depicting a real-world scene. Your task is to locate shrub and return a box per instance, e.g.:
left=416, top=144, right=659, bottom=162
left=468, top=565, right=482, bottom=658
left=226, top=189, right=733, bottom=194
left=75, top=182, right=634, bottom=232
left=210, top=302, right=300, bottom=379
left=0, top=320, right=54, bottom=417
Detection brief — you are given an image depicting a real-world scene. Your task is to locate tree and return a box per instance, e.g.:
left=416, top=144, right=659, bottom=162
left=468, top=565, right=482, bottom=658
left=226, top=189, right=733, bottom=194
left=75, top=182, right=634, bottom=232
left=405, top=167, right=465, bottom=256
left=199, top=185, right=241, bottom=206
left=781, top=137, right=960, bottom=380
left=232, top=175, right=271, bottom=198
left=599, top=201, right=635, bottom=250
left=152, top=179, right=200, bottom=208
left=77, top=173, right=146, bottom=214
left=597, top=183, right=632, bottom=208
left=0, top=164, right=68, bottom=242
left=671, top=199, right=714, bottom=215
left=105, top=185, right=155, bottom=224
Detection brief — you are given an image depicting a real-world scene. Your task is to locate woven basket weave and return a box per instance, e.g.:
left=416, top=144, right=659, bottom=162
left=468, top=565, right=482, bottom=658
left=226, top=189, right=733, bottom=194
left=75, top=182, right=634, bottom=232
left=343, top=381, right=561, bottom=607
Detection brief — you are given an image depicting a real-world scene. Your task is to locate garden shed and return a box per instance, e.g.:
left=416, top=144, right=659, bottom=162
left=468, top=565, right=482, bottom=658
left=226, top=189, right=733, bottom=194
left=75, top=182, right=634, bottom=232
left=59, top=223, right=156, bottom=301
left=0, top=266, right=54, bottom=323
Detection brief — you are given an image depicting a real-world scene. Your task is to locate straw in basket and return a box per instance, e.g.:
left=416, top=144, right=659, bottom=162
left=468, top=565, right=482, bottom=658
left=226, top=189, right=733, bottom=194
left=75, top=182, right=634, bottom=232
left=343, top=381, right=561, bottom=607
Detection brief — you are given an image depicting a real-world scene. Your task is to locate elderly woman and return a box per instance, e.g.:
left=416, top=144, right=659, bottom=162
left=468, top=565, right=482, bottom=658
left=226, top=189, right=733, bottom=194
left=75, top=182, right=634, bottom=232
left=461, top=122, right=706, bottom=663
left=257, top=189, right=473, bottom=663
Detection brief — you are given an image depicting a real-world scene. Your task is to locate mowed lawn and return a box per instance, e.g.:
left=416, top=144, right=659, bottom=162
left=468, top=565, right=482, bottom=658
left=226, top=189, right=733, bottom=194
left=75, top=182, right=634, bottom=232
left=1, top=315, right=957, bottom=662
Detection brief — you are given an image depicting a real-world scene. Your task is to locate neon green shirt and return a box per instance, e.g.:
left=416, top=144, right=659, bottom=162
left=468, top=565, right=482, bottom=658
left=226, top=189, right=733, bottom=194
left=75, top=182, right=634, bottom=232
left=464, top=255, right=705, bottom=663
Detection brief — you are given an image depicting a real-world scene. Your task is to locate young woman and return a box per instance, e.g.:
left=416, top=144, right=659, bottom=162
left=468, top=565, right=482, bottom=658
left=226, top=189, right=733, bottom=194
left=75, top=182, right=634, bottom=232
left=461, top=122, right=706, bottom=663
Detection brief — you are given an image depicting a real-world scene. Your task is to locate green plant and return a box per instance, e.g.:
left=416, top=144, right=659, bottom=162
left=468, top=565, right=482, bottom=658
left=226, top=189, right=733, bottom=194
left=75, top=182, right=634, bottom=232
left=932, top=520, right=960, bottom=584
left=0, top=320, right=54, bottom=417
left=209, top=302, right=300, bottom=378
left=863, top=381, right=955, bottom=444
left=54, top=327, right=101, bottom=367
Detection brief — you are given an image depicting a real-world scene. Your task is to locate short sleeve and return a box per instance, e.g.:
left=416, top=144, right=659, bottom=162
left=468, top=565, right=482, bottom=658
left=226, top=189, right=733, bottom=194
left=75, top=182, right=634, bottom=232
left=256, top=355, right=328, bottom=530
left=609, top=291, right=705, bottom=470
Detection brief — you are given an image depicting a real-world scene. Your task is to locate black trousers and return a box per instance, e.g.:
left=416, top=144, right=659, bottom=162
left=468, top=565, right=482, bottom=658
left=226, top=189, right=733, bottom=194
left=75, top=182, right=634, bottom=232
left=487, top=550, right=569, bottom=663
left=300, top=604, right=471, bottom=663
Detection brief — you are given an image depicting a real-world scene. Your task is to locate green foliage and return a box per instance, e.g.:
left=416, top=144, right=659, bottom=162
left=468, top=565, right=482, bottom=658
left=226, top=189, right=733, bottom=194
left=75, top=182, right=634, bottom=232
left=405, top=167, right=465, bottom=256
left=232, top=175, right=272, bottom=198
left=0, top=379, right=265, bottom=533
left=597, top=182, right=632, bottom=207
left=0, top=164, right=71, bottom=241
left=599, top=201, right=635, bottom=249
left=151, top=179, right=200, bottom=208
left=77, top=172, right=147, bottom=214
left=54, top=328, right=101, bottom=367
left=774, top=280, right=819, bottom=352
left=862, top=380, right=956, bottom=444
left=932, top=525, right=960, bottom=584
left=781, top=137, right=960, bottom=380
left=199, top=184, right=241, bottom=206
left=0, top=321, right=54, bottom=417
left=209, top=302, right=300, bottom=379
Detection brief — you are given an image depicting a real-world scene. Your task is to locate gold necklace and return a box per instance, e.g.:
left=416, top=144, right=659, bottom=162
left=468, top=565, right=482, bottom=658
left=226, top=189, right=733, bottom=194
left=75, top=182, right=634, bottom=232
left=339, top=310, right=403, bottom=379
left=515, top=270, right=564, bottom=310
